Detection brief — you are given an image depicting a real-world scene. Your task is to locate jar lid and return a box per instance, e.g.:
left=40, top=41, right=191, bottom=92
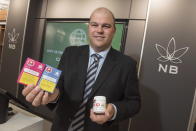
left=94, top=96, right=106, bottom=100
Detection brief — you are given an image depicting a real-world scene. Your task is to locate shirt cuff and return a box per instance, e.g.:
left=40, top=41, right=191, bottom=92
left=110, top=103, right=117, bottom=120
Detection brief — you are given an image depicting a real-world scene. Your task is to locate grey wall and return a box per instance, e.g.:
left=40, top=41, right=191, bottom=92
left=46, top=0, right=131, bottom=19
left=125, top=0, right=149, bottom=61
left=130, top=0, right=196, bottom=131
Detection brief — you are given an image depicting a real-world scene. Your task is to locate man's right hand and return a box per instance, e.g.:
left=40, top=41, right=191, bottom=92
left=22, top=84, right=59, bottom=107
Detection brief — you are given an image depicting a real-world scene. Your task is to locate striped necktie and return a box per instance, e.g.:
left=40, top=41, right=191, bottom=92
left=69, top=54, right=101, bottom=131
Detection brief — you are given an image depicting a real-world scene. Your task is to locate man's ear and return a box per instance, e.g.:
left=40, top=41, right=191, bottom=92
left=114, top=25, right=116, bottom=32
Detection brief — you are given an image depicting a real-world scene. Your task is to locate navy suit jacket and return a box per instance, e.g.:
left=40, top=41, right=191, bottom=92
left=48, top=45, right=140, bottom=131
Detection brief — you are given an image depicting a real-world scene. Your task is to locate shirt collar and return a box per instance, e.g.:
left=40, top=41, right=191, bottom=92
left=89, top=45, right=111, bottom=59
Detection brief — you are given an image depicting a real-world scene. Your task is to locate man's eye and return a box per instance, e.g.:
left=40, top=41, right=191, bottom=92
left=103, top=25, right=111, bottom=28
left=91, top=24, right=98, bottom=27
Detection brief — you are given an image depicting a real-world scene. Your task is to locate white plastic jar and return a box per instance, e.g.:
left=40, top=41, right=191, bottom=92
left=93, top=96, right=106, bottom=114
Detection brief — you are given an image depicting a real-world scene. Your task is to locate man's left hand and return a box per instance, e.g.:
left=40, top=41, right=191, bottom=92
left=90, top=103, right=115, bottom=124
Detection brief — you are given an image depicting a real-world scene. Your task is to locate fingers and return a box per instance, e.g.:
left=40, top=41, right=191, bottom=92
left=22, top=84, right=34, bottom=96
left=22, top=85, right=59, bottom=107
left=25, top=86, right=41, bottom=103
left=90, top=104, right=115, bottom=124
left=90, top=109, right=109, bottom=124
left=90, top=109, right=102, bottom=124
left=32, top=90, right=44, bottom=107
left=41, top=92, right=49, bottom=105
left=90, top=109, right=96, bottom=120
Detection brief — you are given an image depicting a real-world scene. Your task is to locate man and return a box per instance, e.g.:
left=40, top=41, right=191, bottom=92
left=22, top=7, right=140, bottom=131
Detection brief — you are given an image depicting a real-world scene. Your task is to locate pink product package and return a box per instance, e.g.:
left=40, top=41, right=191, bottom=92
left=17, top=57, right=46, bottom=86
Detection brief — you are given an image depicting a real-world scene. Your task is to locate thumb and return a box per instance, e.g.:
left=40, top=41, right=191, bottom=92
left=106, top=104, right=115, bottom=117
left=48, top=88, right=60, bottom=102
left=105, top=105, right=111, bottom=117
left=105, top=111, right=110, bottom=117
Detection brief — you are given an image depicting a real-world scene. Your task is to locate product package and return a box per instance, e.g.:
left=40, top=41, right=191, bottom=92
left=17, top=58, right=45, bottom=86
left=38, top=65, right=61, bottom=93
left=17, top=58, right=61, bottom=93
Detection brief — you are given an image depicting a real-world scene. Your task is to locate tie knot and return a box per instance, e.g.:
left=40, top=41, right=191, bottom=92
left=91, top=54, right=102, bottom=61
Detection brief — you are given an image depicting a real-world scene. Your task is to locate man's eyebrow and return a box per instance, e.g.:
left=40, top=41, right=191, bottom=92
left=102, top=23, right=111, bottom=26
left=89, top=22, right=112, bottom=26
left=89, top=22, right=97, bottom=24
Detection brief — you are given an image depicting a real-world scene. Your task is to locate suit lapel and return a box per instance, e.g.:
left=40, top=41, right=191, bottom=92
left=88, top=48, right=118, bottom=100
left=77, top=46, right=89, bottom=101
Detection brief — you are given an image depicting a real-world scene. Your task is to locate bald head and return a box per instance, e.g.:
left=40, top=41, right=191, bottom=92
left=90, top=7, right=116, bottom=27
left=88, top=7, right=116, bottom=52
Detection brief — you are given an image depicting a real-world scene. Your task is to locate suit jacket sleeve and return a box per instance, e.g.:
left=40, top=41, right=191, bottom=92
left=112, top=60, right=141, bottom=122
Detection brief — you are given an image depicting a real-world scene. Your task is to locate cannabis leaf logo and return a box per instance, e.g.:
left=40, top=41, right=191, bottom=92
left=155, top=37, right=189, bottom=64
left=8, top=28, right=19, bottom=43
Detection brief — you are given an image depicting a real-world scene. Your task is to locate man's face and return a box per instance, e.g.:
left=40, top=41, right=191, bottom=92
left=88, top=11, right=116, bottom=52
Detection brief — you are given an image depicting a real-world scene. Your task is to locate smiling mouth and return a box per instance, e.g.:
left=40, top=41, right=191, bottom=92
left=95, top=36, right=104, bottom=38
left=94, top=36, right=105, bottom=40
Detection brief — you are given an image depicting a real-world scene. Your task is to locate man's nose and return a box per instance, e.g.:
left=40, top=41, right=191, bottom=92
left=97, top=26, right=103, bottom=33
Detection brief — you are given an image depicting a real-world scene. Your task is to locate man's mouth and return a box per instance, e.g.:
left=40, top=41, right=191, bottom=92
left=94, top=36, right=105, bottom=40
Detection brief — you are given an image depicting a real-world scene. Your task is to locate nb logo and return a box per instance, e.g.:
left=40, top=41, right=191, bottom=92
left=155, top=37, right=189, bottom=64
left=155, top=37, right=189, bottom=75
left=8, top=28, right=19, bottom=50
